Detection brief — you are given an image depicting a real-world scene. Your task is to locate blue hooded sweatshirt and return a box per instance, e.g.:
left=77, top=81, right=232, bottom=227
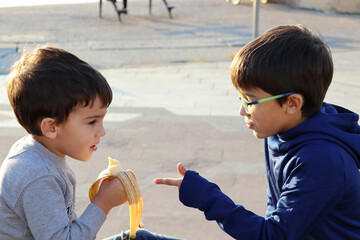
left=179, top=103, right=360, bottom=239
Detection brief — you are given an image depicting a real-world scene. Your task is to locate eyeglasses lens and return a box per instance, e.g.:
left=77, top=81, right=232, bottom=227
left=239, top=98, right=250, bottom=114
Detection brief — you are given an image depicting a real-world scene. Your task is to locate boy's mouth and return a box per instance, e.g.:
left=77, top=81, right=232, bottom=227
left=246, top=121, right=254, bottom=129
left=91, top=145, right=97, bottom=151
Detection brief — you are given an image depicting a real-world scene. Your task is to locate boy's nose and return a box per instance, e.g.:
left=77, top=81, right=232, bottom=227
left=97, top=124, right=106, bottom=137
left=239, top=105, right=248, bottom=116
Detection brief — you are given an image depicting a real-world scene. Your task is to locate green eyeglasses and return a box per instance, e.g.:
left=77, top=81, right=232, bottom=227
left=239, top=92, right=295, bottom=114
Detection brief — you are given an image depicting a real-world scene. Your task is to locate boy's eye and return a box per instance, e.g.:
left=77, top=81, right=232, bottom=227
left=240, top=95, right=250, bottom=103
left=88, top=120, right=97, bottom=125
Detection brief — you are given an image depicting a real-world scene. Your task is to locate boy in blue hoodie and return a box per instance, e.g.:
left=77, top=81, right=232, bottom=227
left=154, top=24, right=360, bottom=239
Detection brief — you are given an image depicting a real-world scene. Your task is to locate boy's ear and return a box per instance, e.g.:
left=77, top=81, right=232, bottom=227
left=39, top=118, right=58, bottom=139
left=285, top=94, right=304, bottom=114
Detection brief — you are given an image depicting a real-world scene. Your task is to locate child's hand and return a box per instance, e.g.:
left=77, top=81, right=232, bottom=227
left=154, top=162, right=187, bottom=190
left=92, top=178, right=127, bottom=215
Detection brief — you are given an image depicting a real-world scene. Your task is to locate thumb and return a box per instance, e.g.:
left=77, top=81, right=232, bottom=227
left=177, top=162, right=187, bottom=177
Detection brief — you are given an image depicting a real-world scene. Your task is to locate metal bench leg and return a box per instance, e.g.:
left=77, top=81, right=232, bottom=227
left=99, top=0, right=103, bottom=18
left=107, top=0, right=127, bottom=22
left=162, top=0, right=175, bottom=18
left=149, top=0, right=175, bottom=18
left=149, top=0, right=152, bottom=15
left=109, top=0, right=121, bottom=22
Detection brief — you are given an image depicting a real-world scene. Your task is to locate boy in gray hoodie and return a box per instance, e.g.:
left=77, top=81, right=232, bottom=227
left=0, top=46, right=181, bottom=240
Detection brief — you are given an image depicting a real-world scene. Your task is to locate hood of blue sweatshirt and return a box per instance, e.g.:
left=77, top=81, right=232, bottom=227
left=267, top=102, right=360, bottom=168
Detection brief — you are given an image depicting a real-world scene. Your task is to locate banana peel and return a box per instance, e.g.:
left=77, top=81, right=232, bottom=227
left=89, top=157, right=143, bottom=239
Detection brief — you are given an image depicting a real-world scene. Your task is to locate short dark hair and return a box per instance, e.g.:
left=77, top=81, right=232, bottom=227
left=230, top=24, right=333, bottom=118
left=7, top=46, right=112, bottom=136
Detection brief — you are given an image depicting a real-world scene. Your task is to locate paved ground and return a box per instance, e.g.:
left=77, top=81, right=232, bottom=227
left=0, top=1, right=359, bottom=239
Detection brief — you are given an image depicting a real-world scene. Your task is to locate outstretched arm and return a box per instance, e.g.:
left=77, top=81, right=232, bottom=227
left=153, top=152, right=346, bottom=240
left=153, top=162, right=187, bottom=190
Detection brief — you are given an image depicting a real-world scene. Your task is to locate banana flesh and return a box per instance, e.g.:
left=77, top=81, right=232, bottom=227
left=89, top=157, right=143, bottom=239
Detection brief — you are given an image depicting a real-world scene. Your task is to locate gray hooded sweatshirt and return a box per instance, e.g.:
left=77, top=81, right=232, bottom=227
left=0, top=135, right=106, bottom=239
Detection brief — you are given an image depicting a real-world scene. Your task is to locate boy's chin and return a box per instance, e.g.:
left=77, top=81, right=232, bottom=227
left=71, top=155, right=92, bottom=162
left=81, top=156, right=92, bottom=162
left=252, top=131, right=268, bottom=139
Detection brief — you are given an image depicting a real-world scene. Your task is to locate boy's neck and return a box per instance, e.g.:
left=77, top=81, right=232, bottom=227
left=283, top=113, right=307, bottom=133
left=32, top=135, right=65, bottom=159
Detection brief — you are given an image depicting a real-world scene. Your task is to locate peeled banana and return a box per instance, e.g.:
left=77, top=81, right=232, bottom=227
left=89, top=157, right=143, bottom=239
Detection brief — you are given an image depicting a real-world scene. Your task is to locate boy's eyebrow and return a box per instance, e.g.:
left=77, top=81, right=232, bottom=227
left=84, top=113, right=106, bottom=119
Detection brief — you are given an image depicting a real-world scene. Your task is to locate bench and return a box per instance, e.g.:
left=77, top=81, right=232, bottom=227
left=99, top=0, right=176, bottom=22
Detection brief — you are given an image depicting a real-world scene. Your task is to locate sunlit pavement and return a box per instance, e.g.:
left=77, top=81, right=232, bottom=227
left=0, top=1, right=359, bottom=239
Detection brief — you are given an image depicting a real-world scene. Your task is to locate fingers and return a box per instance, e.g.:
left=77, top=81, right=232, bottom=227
left=153, top=177, right=182, bottom=187
left=177, top=162, right=187, bottom=176
left=101, top=177, right=110, bottom=184
left=153, top=162, right=187, bottom=188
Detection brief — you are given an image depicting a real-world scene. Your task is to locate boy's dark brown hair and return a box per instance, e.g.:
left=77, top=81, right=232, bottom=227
left=230, top=24, right=333, bottom=119
left=7, top=46, right=112, bottom=136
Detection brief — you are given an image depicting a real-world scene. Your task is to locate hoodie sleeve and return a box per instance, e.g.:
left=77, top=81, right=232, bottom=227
left=179, top=143, right=346, bottom=240
left=179, top=170, right=268, bottom=239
